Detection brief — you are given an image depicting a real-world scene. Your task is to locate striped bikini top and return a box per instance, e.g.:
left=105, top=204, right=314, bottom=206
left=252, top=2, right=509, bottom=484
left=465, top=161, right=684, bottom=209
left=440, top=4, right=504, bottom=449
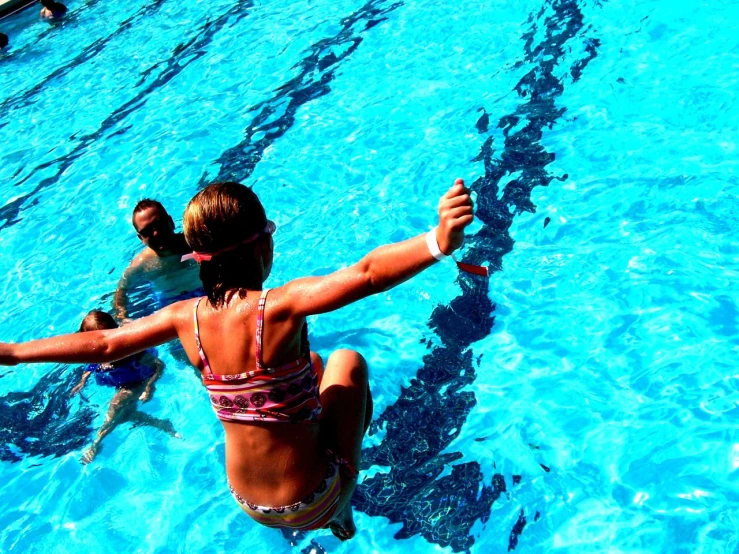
left=194, top=289, right=321, bottom=424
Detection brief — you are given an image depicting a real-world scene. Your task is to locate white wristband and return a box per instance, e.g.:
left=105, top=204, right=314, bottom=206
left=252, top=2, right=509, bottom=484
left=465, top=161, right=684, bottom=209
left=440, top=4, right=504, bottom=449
left=426, top=228, right=449, bottom=261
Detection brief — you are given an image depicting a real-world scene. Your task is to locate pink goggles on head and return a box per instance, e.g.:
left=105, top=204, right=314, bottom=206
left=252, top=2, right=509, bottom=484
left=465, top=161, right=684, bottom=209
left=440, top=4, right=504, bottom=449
left=181, top=220, right=276, bottom=264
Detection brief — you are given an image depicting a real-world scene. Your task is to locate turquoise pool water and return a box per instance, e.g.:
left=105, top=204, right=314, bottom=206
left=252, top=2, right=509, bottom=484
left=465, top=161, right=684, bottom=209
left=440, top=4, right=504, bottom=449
left=1, top=0, right=738, bottom=551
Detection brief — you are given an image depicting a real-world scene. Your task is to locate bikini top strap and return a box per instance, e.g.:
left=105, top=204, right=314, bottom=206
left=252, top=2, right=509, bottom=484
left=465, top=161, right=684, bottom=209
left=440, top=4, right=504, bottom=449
left=255, top=288, right=271, bottom=369
left=193, top=297, right=213, bottom=377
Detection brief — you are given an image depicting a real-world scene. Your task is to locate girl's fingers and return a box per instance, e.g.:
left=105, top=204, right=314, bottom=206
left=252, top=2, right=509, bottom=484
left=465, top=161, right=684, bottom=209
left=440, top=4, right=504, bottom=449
left=440, top=194, right=472, bottom=215
left=442, top=187, right=458, bottom=200
left=442, top=180, right=468, bottom=200
left=448, top=180, right=466, bottom=195
left=451, top=214, right=474, bottom=230
left=447, top=205, right=474, bottom=220
left=444, top=194, right=472, bottom=209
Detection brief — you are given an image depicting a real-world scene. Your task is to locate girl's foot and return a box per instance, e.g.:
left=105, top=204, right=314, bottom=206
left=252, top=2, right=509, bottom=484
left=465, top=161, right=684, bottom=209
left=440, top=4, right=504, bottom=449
left=81, top=443, right=98, bottom=464
left=328, top=504, right=356, bottom=541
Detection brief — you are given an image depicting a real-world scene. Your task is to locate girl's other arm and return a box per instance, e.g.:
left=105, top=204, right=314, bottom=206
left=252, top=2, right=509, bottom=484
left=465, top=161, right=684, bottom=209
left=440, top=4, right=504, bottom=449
left=0, top=304, right=182, bottom=367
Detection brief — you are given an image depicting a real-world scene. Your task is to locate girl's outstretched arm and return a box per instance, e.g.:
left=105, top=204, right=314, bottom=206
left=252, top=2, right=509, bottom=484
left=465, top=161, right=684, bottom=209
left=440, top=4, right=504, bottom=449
left=280, top=178, right=474, bottom=317
left=0, top=303, right=182, bottom=366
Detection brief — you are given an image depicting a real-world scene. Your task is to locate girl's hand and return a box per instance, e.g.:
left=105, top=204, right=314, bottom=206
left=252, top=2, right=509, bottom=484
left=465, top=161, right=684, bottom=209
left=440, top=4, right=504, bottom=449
left=0, top=343, right=18, bottom=366
left=436, top=178, right=474, bottom=255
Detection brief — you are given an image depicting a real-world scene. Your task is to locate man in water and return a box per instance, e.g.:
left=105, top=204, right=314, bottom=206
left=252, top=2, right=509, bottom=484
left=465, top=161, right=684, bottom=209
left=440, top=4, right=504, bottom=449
left=0, top=33, right=8, bottom=50
left=114, top=199, right=202, bottom=322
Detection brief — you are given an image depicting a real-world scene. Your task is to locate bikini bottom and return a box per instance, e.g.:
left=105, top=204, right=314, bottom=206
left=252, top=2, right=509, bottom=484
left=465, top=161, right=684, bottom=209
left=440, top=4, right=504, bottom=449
left=229, top=450, right=357, bottom=531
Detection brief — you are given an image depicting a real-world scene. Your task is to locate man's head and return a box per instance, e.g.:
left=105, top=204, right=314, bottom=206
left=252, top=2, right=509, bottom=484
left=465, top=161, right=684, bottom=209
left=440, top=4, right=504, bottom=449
left=0, top=33, right=8, bottom=50
left=132, top=199, right=177, bottom=255
left=79, top=310, right=118, bottom=332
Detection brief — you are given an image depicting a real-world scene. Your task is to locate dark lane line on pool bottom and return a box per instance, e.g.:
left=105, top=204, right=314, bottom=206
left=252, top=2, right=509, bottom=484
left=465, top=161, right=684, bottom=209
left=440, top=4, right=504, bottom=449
left=0, top=2, right=253, bottom=233
left=0, top=367, right=95, bottom=462
left=351, top=1, right=601, bottom=552
left=201, top=0, right=403, bottom=186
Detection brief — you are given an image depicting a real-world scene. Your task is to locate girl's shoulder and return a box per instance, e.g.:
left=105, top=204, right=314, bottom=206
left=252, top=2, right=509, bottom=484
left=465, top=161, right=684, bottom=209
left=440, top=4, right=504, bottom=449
left=259, top=285, right=298, bottom=322
left=161, top=295, right=203, bottom=322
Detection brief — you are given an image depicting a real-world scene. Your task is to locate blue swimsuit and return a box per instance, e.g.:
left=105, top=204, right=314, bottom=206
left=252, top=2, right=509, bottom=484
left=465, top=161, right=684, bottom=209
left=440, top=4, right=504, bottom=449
left=84, top=352, right=156, bottom=388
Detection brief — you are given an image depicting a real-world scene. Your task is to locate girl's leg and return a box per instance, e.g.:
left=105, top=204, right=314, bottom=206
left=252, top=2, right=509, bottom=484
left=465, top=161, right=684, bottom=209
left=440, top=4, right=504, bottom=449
left=318, top=349, right=373, bottom=540
left=311, top=351, right=325, bottom=386
left=139, top=362, right=163, bottom=402
left=129, top=411, right=180, bottom=438
left=363, top=383, right=374, bottom=434
left=82, top=387, right=137, bottom=464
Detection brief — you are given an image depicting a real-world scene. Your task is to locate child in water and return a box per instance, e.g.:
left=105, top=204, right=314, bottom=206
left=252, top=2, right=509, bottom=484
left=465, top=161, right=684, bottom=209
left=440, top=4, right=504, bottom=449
left=71, top=310, right=178, bottom=463
left=0, top=179, right=473, bottom=539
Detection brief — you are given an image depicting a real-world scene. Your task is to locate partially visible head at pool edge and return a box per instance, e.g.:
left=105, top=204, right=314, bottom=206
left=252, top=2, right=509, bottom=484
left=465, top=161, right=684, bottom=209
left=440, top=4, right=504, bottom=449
left=39, top=0, right=66, bottom=11
left=184, top=182, right=272, bottom=307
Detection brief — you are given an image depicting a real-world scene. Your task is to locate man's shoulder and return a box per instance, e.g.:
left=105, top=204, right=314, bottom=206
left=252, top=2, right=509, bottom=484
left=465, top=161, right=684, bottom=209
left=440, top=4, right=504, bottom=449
left=126, top=248, right=159, bottom=273
left=136, top=247, right=160, bottom=263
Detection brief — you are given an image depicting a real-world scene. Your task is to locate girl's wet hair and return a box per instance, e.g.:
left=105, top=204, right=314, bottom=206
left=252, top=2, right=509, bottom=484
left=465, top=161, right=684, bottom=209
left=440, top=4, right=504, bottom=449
left=79, top=310, right=118, bottom=332
left=184, top=182, right=268, bottom=307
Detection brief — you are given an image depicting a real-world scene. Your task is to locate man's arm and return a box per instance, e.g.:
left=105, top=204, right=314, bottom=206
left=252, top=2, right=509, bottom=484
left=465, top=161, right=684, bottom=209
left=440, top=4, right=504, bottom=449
left=113, top=257, right=144, bottom=322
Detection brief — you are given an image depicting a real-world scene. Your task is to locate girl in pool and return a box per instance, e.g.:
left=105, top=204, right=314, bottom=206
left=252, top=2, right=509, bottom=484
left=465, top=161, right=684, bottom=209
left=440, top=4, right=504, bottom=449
left=0, top=179, right=473, bottom=539
left=71, top=310, right=177, bottom=464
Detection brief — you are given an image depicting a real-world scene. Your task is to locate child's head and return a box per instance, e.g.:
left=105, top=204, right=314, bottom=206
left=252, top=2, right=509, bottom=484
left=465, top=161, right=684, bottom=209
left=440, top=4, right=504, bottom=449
left=79, top=310, right=118, bottom=332
left=184, top=182, right=271, bottom=307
